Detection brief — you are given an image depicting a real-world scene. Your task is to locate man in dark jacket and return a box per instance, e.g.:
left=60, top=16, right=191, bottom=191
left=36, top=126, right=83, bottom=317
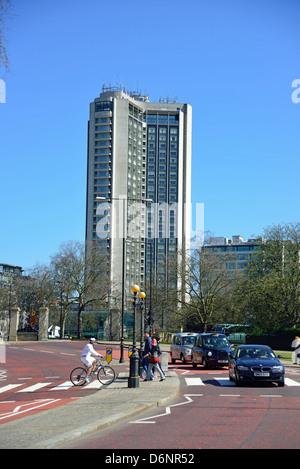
left=141, top=329, right=153, bottom=379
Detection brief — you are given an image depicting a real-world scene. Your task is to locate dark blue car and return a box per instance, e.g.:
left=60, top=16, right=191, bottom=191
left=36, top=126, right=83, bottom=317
left=191, top=333, right=232, bottom=368
left=228, top=345, right=285, bottom=386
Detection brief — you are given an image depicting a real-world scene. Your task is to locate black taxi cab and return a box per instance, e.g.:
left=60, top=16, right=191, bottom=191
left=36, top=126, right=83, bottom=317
left=191, top=333, right=232, bottom=368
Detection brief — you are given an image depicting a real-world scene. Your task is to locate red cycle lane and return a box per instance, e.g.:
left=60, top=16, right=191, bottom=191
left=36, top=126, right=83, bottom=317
left=0, top=397, right=79, bottom=424
left=0, top=341, right=127, bottom=423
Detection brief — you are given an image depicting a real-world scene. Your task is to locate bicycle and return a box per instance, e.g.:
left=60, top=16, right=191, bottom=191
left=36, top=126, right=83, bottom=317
left=70, top=358, right=116, bottom=386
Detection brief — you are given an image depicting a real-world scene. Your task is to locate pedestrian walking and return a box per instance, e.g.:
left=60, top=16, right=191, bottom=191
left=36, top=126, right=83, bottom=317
left=145, top=337, right=165, bottom=381
left=155, top=335, right=165, bottom=380
left=141, top=329, right=153, bottom=380
left=291, top=336, right=300, bottom=364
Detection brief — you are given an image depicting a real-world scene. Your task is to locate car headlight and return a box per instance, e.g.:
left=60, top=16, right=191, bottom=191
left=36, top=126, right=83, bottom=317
left=272, top=366, right=284, bottom=372
left=237, top=365, right=249, bottom=371
left=184, top=349, right=192, bottom=355
left=207, top=351, right=212, bottom=357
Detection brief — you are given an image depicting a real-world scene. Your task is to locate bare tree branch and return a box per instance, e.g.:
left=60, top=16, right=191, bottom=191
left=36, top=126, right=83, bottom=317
left=0, top=0, right=13, bottom=74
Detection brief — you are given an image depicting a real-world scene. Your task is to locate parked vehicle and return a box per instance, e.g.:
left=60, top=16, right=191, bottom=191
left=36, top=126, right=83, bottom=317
left=170, top=333, right=197, bottom=363
left=191, top=333, right=232, bottom=368
left=228, top=344, right=285, bottom=386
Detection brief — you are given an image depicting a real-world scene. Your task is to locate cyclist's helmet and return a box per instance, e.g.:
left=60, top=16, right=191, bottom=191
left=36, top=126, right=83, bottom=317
left=90, top=338, right=96, bottom=343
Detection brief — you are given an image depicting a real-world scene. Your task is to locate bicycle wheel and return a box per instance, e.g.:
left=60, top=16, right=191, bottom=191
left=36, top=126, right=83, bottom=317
left=70, top=367, right=88, bottom=386
left=97, top=366, right=115, bottom=385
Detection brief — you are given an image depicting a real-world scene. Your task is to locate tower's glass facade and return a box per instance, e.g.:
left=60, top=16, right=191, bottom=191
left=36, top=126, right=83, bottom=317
left=86, top=87, right=192, bottom=314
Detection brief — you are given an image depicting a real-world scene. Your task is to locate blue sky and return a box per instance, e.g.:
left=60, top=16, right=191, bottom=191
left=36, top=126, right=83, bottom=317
left=1, top=0, right=300, bottom=271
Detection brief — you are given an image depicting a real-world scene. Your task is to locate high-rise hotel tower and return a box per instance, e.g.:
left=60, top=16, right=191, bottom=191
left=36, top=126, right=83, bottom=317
left=86, top=85, right=192, bottom=312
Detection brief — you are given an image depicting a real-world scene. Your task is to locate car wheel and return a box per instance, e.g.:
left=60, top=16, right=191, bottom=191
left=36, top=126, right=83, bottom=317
left=235, top=370, right=242, bottom=386
left=180, top=353, right=186, bottom=364
left=192, top=355, right=197, bottom=368
left=278, top=380, right=285, bottom=387
left=202, top=358, right=209, bottom=369
left=171, top=353, right=176, bottom=364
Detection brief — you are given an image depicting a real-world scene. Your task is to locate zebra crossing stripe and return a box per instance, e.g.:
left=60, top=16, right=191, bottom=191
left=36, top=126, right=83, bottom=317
left=185, top=377, right=205, bottom=386
left=0, top=384, right=23, bottom=393
left=17, top=382, right=53, bottom=393
left=214, top=377, right=235, bottom=386
left=285, top=377, right=300, bottom=386
left=49, top=381, right=73, bottom=391
left=84, top=380, right=102, bottom=389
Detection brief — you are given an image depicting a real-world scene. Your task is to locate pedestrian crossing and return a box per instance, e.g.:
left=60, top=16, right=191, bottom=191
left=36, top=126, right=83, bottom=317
left=49, top=380, right=102, bottom=391
left=185, top=377, right=205, bottom=386
left=0, top=384, right=23, bottom=393
left=185, top=376, right=300, bottom=387
left=284, top=377, right=300, bottom=386
left=0, top=379, right=104, bottom=395
left=17, top=382, right=53, bottom=393
left=0, top=375, right=299, bottom=397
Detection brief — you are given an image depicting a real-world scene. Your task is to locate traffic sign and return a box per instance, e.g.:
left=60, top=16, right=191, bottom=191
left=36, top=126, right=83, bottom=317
left=106, top=347, right=112, bottom=364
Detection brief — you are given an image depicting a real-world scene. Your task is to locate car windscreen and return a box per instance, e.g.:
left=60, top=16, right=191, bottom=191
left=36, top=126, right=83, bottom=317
left=182, top=336, right=195, bottom=346
left=237, top=347, right=276, bottom=360
left=203, top=336, right=230, bottom=349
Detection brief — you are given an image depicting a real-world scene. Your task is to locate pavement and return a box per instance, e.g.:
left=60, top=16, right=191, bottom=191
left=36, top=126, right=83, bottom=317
left=0, top=356, right=180, bottom=450
left=0, top=342, right=298, bottom=450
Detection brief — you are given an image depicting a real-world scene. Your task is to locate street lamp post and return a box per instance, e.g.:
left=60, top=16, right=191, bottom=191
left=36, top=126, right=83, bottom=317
left=147, top=240, right=153, bottom=330
left=128, top=284, right=140, bottom=388
left=96, top=196, right=152, bottom=364
left=55, top=280, right=63, bottom=340
left=96, top=195, right=126, bottom=362
left=138, top=291, right=146, bottom=375
left=118, top=197, right=126, bottom=363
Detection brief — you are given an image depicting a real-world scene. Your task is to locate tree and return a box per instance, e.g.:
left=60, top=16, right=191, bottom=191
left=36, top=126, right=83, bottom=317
left=167, top=241, right=241, bottom=332
left=237, top=223, right=300, bottom=333
left=0, top=0, right=13, bottom=74
left=9, top=263, right=57, bottom=331
left=50, top=241, right=111, bottom=338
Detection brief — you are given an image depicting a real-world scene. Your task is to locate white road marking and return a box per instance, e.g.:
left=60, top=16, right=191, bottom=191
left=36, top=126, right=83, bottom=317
left=17, top=382, right=52, bottom=393
left=214, top=377, right=236, bottom=386
left=0, top=399, right=61, bottom=421
left=84, top=380, right=102, bottom=389
left=185, top=377, right=205, bottom=386
left=285, top=377, right=300, bottom=386
left=185, top=375, right=300, bottom=387
left=49, top=381, right=73, bottom=391
left=0, top=384, right=23, bottom=393
left=130, top=394, right=202, bottom=424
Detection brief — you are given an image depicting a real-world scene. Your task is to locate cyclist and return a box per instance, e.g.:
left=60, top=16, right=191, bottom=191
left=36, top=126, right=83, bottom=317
left=81, top=338, right=103, bottom=382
